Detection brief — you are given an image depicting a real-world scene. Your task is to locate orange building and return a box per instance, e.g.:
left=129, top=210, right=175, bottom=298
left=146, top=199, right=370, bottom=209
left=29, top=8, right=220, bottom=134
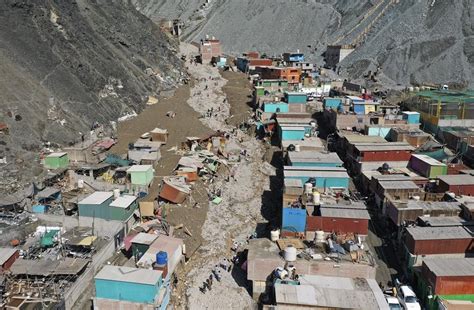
left=259, top=67, right=301, bottom=84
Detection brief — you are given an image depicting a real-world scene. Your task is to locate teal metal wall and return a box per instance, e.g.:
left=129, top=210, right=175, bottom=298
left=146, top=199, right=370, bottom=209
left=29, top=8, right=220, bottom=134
left=95, top=278, right=162, bottom=304
left=285, top=176, right=349, bottom=189
left=264, top=102, right=289, bottom=113
left=281, top=129, right=305, bottom=141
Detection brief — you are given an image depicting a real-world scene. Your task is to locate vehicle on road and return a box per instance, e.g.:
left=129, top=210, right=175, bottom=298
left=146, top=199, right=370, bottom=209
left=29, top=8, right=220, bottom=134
left=385, top=296, right=402, bottom=310
left=398, top=285, right=421, bottom=310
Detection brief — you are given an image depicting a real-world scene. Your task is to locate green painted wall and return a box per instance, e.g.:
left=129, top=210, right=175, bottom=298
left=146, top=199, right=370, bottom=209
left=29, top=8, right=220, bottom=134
left=78, top=198, right=137, bottom=221
left=44, top=154, right=69, bottom=169
left=132, top=243, right=150, bottom=260
left=130, top=168, right=154, bottom=186
left=439, top=294, right=474, bottom=302
left=429, top=165, right=447, bottom=178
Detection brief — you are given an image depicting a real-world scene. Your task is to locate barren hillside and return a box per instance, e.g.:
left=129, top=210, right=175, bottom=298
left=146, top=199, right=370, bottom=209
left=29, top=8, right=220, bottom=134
left=132, top=0, right=474, bottom=87
left=0, top=0, right=183, bottom=192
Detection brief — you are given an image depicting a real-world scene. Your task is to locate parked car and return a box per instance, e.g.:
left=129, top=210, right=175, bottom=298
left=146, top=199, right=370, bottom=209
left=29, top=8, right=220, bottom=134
left=398, top=285, right=421, bottom=310
left=385, top=296, right=402, bottom=310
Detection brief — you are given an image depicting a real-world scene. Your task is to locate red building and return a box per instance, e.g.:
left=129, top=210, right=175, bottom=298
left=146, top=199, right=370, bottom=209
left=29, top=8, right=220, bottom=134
left=0, top=248, right=19, bottom=272
left=437, top=174, right=474, bottom=196
left=422, top=258, right=474, bottom=295
left=248, top=59, right=273, bottom=67
left=306, top=206, right=370, bottom=235
left=353, top=143, right=414, bottom=162
left=404, top=226, right=474, bottom=255
left=199, top=39, right=222, bottom=64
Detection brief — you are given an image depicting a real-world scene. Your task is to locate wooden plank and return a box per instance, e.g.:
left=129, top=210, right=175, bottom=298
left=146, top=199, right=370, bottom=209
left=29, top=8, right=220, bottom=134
left=276, top=238, right=305, bottom=250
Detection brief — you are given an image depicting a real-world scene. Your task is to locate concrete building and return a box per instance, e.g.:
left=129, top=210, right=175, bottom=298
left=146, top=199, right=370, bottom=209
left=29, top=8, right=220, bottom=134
left=325, top=45, right=355, bottom=68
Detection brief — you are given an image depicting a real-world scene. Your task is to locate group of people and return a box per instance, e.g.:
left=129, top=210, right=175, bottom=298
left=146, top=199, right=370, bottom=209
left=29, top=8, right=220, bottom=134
left=199, top=258, right=233, bottom=294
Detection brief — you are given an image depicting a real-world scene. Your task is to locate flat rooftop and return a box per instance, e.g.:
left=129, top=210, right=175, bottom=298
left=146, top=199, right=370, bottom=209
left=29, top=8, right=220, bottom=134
left=411, top=154, right=445, bottom=166
left=78, top=191, right=113, bottom=205
left=95, top=265, right=162, bottom=285
left=126, top=165, right=153, bottom=173
left=109, top=195, right=137, bottom=208
left=424, top=258, right=474, bottom=277
left=406, top=225, right=474, bottom=240
left=320, top=207, right=370, bottom=220
left=275, top=275, right=388, bottom=310
left=438, top=174, right=474, bottom=185
left=131, top=232, right=158, bottom=245
left=378, top=180, right=419, bottom=190
left=355, top=143, right=415, bottom=152
left=288, top=151, right=342, bottom=164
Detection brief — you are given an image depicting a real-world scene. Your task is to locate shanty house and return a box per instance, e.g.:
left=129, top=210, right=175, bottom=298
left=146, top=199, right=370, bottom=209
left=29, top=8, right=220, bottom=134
left=127, top=165, right=154, bottom=188
left=150, top=128, right=169, bottom=144
left=352, top=143, right=414, bottom=162
left=438, top=174, right=474, bottom=195
left=279, top=126, right=306, bottom=141
left=109, top=195, right=138, bottom=221
left=284, top=92, right=307, bottom=104
left=263, top=102, right=289, bottom=113
left=409, top=154, right=447, bottom=178
left=306, top=206, right=370, bottom=235
left=287, top=151, right=343, bottom=167
left=78, top=191, right=114, bottom=219
left=284, top=167, right=350, bottom=190
left=419, top=258, right=474, bottom=303
left=94, top=265, right=163, bottom=305
left=131, top=233, right=158, bottom=260
left=323, top=98, right=342, bottom=111
left=44, top=152, right=69, bottom=169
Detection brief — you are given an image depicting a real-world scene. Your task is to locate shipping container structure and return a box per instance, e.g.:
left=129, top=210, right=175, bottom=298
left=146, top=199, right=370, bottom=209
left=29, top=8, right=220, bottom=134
left=405, top=226, right=474, bottom=256
left=287, top=151, right=343, bottom=167
left=442, top=129, right=474, bottom=153
left=438, top=174, right=474, bottom=196
left=78, top=191, right=114, bottom=218
left=409, top=154, right=447, bottom=178
left=306, top=206, right=370, bottom=235
left=0, top=248, right=19, bottom=271
left=389, top=128, right=430, bottom=148
left=94, top=265, right=163, bottom=304
left=284, top=167, right=350, bottom=190
left=365, top=125, right=392, bottom=139
left=402, top=111, right=421, bottom=124
left=352, top=142, right=415, bottom=162
left=44, top=152, right=69, bottom=169
left=421, top=258, right=474, bottom=296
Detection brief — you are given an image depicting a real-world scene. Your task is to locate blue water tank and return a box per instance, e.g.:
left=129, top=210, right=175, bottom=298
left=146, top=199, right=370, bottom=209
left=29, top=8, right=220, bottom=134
left=156, top=251, right=168, bottom=265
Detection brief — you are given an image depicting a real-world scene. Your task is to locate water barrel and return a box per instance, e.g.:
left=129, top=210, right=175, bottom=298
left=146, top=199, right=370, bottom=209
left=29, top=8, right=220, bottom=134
left=77, top=179, right=84, bottom=189
left=315, top=231, right=325, bottom=243
left=113, top=189, right=121, bottom=199
left=156, top=251, right=168, bottom=265
left=304, top=182, right=313, bottom=194
left=270, top=229, right=280, bottom=242
left=312, top=191, right=320, bottom=205
left=294, top=144, right=301, bottom=152
left=284, top=246, right=297, bottom=262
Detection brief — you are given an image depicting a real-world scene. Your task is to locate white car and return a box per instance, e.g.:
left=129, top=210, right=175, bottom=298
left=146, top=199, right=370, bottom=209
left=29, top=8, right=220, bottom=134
left=386, top=296, right=402, bottom=310
left=385, top=296, right=402, bottom=310
left=399, top=285, right=421, bottom=310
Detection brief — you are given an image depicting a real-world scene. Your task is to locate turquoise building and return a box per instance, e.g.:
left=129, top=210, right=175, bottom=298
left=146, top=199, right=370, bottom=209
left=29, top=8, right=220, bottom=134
left=285, top=92, right=307, bottom=104
left=78, top=192, right=138, bottom=221
left=284, top=167, right=350, bottom=190
left=94, top=265, right=164, bottom=305
left=280, top=126, right=306, bottom=141
left=263, top=102, right=289, bottom=113
left=323, top=98, right=342, bottom=110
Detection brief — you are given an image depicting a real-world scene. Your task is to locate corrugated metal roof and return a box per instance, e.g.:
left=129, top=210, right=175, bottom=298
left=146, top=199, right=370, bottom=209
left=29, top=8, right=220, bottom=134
left=284, top=178, right=303, bottom=188
left=411, top=154, right=445, bottom=166
left=438, top=174, right=474, bottom=185
left=131, top=232, right=158, bottom=245
left=379, top=180, right=419, bottom=190
left=424, top=258, right=474, bottom=277
left=355, top=143, right=415, bottom=152
left=47, top=152, right=67, bottom=158
left=110, top=195, right=137, bottom=208
left=288, top=151, right=342, bottom=164
left=284, top=170, right=349, bottom=179
left=320, top=207, right=370, bottom=219
left=78, top=191, right=113, bottom=205
left=344, top=135, right=387, bottom=144
left=284, top=166, right=346, bottom=172
left=418, top=216, right=474, bottom=227
left=126, top=165, right=153, bottom=173
left=406, top=226, right=473, bottom=240
left=275, top=284, right=318, bottom=306
left=0, top=248, right=17, bottom=265
left=95, top=265, right=162, bottom=285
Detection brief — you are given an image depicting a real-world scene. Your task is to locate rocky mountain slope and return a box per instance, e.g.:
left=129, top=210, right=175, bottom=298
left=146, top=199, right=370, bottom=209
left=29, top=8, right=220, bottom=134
left=132, top=0, right=474, bottom=87
left=0, top=0, right=183, bottom=150
left=0, top=0, right=184, bottom=192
